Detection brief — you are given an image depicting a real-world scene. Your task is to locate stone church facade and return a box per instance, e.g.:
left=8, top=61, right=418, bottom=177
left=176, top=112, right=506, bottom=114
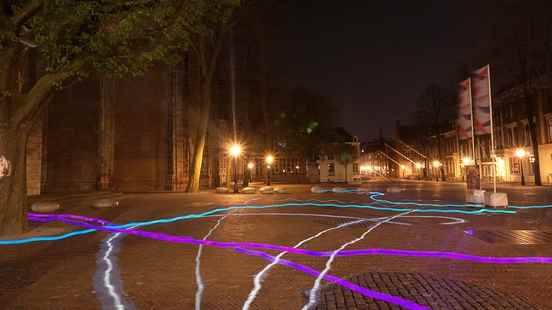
left=25, top=58, right=231, bottom=194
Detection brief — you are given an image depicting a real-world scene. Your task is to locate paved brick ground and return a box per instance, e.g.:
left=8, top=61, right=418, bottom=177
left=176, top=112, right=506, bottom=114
left=314, top=272, right=538, bottom=310
left=2, top=181, right=552, bottom=309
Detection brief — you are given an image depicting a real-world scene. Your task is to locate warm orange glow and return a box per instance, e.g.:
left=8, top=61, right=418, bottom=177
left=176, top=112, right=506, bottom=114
left=229, top=144, right=242, bottom=157
left=265, top=154, right=274, bottom=165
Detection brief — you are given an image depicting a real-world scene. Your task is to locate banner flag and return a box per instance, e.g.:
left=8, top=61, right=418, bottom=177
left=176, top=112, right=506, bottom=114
left=457, top=79, right=473, bottom=140
left=472, top=65, right=492, bottom=135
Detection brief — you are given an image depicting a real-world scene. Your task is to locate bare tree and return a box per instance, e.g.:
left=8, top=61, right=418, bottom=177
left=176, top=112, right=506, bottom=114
left=489, top=0, right=552, bottom=185
left=414, top=84, right=455, bottom=181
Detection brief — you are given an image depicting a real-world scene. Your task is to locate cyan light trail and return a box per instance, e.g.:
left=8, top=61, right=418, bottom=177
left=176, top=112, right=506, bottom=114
left=234, top=247, right=430, bottom=310
left=302, top=210, right=414, bottom=310
left=243, top=217, right=382, bottom=310
left=2, top=195, right=513, bottom=246
left=26, top=213, right=552, bottom=264
left=26, top=214, right=429, bottom=309
left=201, top=212, right=468, bottom=226
left=195, top=215, right=228, bottom=310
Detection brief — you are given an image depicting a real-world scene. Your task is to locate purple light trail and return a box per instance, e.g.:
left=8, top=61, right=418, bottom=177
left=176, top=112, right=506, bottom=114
left=27, top=213, right=552, bottom=264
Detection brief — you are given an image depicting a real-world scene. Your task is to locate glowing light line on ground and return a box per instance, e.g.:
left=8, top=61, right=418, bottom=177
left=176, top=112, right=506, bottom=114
left=3, top=195, right=510, bottom=246
left=234, top=247, right=429, bottom=310
left=243, top=218, right=377, bottom=310
left=195, top=215, right=228, bottom=310
left=103, top=232, right=125, bottom=310
left=303, top=210, right=414, bottom=310
left=23, top=213, right=552, bottom=264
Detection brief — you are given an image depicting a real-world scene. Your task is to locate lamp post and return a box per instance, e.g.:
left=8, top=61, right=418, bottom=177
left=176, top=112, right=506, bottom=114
left=415, top=162, right=422, bottom=180
left=515, top=148, right=526, bottom=186
left=432, top=160, right=441, bottom=181
left=247, top=162, right=254, bottom=186
left=265, top=154, right=274, bottom=186
left=229, top=143, right=241, bottom=193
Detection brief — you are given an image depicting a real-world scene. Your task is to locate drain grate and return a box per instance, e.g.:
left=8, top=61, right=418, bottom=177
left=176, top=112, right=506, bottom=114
left=468, top=230, right=552, bottom=245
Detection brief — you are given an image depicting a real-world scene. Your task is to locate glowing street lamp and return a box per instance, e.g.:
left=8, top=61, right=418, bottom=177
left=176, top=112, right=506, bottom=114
left=247, top=162, right=254, bottom=170
left=515, top=148, right=526, bottom=186
left=462, top=157, right=474, bottom=166
left=265, top=154, right=274, bottom=185
left=229, top=143, right=242, bottom=193
left=432, top=160, right=442, bottom=168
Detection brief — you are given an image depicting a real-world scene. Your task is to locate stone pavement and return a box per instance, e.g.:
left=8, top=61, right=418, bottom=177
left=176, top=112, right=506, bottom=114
left=1, top=181, right=552, bottom=309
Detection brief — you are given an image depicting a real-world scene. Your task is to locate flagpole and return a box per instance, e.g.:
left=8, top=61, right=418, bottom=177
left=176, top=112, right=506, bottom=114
left=468, top=78, right=476, bottom=171
left=487, top=65, right=496, bottom=193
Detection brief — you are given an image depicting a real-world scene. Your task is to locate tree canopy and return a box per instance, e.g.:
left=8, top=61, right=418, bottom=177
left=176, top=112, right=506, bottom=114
left=1, top=0, right=239, bottom=79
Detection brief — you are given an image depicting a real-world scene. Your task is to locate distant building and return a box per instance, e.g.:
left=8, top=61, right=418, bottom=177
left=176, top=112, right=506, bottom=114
left=318, top=128, right=360, bottom=183
left=394, top=83, right=552, bottom=185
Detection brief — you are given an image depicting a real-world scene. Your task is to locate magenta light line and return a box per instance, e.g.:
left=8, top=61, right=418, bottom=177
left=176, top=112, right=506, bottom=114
left=27, top=213, right=552, bottom=265
left=28, top=215, right=427, bottom=309
left=234, top=247, right=429, bottom=310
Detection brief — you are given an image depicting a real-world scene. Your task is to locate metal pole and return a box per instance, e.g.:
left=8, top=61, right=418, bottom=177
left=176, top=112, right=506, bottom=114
left=468, top=78, right=477, bottom=172
left=487, top=65, right=497, bottom=193
left=233, top=157, right=238, bottom=193
left=520, top=161, right=525, bottom=186
left=267, top=166, right=271, bottom=185
left=230, top=28, right=237, bottom=142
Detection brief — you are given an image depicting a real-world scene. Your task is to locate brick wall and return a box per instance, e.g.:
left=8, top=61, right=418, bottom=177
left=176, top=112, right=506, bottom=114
left=112, top=66, right=170, bottom=192
left=44, top=80, right=99, bottom=193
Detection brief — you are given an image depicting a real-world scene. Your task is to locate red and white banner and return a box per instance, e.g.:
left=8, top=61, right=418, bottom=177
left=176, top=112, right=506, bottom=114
left=457, top=79, right=473, bottom=140
left=471, top=65, right=492, bottom=135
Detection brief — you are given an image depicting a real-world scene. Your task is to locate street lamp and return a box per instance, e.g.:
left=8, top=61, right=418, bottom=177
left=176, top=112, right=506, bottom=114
left=265, top=154, right=274, bottom=185
left=229, top=143, right=242, bottom=193
left=462, top=157, right=473, bottom=166
left=515, top=148, right=526, bottom=186
left=432, top=160, right=442, bottom=181
left=415, top=162, right=423, bottom=180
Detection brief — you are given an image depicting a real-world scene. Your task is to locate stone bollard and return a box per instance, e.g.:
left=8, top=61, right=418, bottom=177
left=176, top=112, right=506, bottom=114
left=310, top=186, right=326, bottom=193
left=466, top=189, right=485, bottom=204
left=259, top=186, right=274, bottom=194
left=31, top=201, right=60, bottom=213
left=92, top=199, right=119, bottom=209
left=241, top=187, right=257, bottom=194
left=484, top=192, right=508, bottom=207
left=386, top=187, right=403, bottom=193
left=274, top=187, right=289, bottom=194
left=216, top=187, right=229, bottom=194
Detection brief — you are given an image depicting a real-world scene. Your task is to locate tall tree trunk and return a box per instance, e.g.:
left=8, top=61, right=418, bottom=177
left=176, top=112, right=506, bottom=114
left=525, top=92, right=543, bottom=185
left=0, top=125, right=30, bottom=235
left=187, top=82, right=212, bottom=192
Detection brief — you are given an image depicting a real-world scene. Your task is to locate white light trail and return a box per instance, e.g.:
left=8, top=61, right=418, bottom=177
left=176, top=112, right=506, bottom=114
left=242, top=217, right=386, bottom=310
left=302, top=210, right=415, bottom=310
left=195, top=215, right=228, bottom=310
left=103, top=233, right=125, bottom=310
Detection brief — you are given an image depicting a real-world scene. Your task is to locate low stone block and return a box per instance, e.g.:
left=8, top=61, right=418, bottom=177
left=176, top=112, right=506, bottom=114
left=241, top=187, right=257, bottom=194
left=92, top=199, right=119, bottom=208
left=484, top=192, right=508, bottom=207
left=466, top=189, right=485, bottom=204
left=31, top=201, right=60, bottom=213
left=216, top=187, right=229, bottom=194
left=386, top=187, right=403, bottom=193
left=332, top=187, right=347, bottom=193
left=310, top=186, right=326, bottom=193
left=259, top=186, right=274, bottom=194
left=274, top=187, right=289, bottom=194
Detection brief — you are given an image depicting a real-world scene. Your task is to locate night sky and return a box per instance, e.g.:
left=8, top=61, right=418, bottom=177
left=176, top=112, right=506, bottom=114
left=270, top=0, right=491, bottom=141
